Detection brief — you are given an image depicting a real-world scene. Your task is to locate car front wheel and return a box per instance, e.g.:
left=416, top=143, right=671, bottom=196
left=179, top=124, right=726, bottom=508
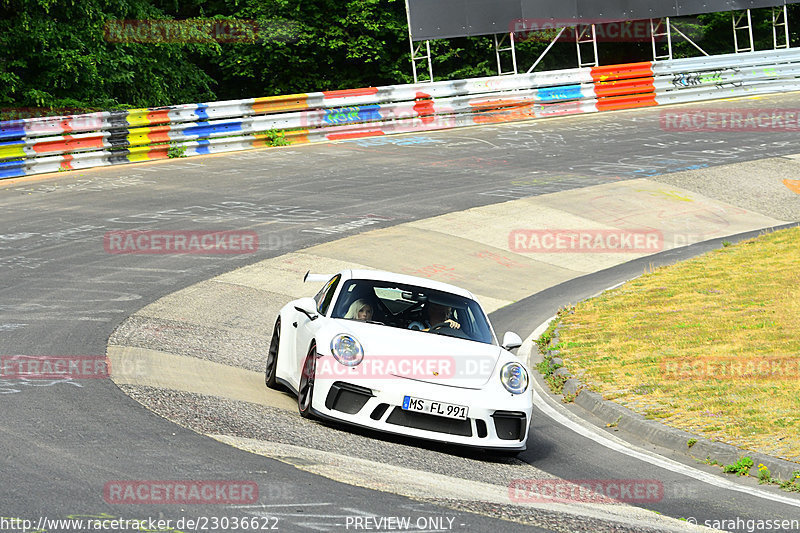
left=298, top=343, right=317, bottom=419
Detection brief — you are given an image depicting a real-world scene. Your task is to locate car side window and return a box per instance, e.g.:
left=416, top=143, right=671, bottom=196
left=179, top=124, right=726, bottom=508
left=314, top=274, right=341, bottom=315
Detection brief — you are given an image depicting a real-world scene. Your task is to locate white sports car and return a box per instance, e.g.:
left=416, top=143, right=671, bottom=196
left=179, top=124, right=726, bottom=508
left=265, top=269, right=533, bottom=451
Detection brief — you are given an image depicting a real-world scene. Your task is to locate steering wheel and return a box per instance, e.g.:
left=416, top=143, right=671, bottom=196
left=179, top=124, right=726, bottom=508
left=429, top=322, right=452, bottom=331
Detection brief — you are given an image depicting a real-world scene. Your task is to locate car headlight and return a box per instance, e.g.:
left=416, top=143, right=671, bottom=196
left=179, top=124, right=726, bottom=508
left=500, top=362, right=529, bottom=394
left=330, top=334, right=364, bottom=367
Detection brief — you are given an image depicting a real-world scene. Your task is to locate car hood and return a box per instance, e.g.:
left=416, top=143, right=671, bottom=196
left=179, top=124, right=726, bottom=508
left=325, top=319, right=506, bottom=389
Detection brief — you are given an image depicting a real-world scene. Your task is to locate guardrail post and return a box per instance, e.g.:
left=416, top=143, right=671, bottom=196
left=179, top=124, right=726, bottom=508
left=576, top=24, right=599, bottom=68
left=494, top=32, right=518, bottom=75
left=651, top=18, right=673, bottom=61
left=733, top=9, right=754, bottom=53
left=410, top=40, right=434, bottom=83
left=773, top=5, right=790, bottom=50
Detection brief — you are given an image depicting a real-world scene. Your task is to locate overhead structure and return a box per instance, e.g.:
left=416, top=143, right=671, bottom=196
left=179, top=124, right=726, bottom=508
left=404, top=0, right=798, bottom=81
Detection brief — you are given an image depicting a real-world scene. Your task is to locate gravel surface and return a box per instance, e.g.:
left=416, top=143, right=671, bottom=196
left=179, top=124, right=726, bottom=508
left=118, top=385, right=684, bottom=532
left=429, top=499, right=672, bottom=533
left=110, top=315, right=270, bottom=372
left=118, top=385, right=555, bottom=488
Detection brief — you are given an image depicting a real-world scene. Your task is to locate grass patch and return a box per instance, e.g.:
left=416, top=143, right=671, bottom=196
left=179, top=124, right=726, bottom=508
left=723, top=456, right=754, bottom=476
left=168, top=144, right=187, bottom=158
left=259, top=129, right=291, bottom=147
left=553, top=227, right=800, bottom=462
left=536, top=356, right=568, bottom=394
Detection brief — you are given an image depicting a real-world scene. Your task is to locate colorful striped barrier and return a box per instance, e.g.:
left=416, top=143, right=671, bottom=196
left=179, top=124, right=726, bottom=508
left=2, top=48, right=800, bottom=179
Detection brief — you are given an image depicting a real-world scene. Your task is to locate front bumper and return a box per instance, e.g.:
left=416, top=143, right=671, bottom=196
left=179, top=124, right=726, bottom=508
left=310, top=376, right=532, bottom=450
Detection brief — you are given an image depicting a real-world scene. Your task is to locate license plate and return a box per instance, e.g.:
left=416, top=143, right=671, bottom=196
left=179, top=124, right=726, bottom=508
left=402, top=395, right=468, bottom=420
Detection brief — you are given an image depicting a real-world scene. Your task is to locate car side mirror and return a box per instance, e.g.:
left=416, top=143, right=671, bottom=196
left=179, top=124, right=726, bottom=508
left=294, top=297, right=319, bottom=321
left=501, top=331, right=523, bottom=351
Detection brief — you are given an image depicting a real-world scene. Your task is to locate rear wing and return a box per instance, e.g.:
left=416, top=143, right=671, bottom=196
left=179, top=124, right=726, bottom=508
left=303, top=271, right=332, bottom=283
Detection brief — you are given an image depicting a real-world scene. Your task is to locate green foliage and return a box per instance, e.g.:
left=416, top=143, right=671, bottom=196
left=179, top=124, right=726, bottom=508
left=536, top=345, right=568, bottom=394
left=0, top=0, right=217, bottom=109
left=757, top=463, right=771, bottom=483
left=167, top=143, right=187, bottom=158
left=780, top=471, right=800, bottom=492
left=723, top=456, right=754, bottom=476
left=535, top=318, right=560, bottom=352
left=210, top=0, right=413, bottom=97
left=2, top=2, right=798, bottom=113
left=260, top=129, right=290, bottom=146
left=755, top=465, right=800, bottom=493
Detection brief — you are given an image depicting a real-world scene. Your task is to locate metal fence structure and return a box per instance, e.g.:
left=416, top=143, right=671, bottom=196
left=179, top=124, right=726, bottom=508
left=1, top=47, right=799, bottom=179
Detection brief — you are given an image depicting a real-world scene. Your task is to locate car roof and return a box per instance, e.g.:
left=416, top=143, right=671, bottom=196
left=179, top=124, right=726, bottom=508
left=342, top=269, right=476, bottom=299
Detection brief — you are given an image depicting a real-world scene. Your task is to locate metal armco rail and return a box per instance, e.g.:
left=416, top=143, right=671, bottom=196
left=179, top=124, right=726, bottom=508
left=1, top=48, right=799, bottom=179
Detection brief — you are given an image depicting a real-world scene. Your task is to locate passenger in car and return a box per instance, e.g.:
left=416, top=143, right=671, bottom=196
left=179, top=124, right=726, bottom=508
left=343, top=298, right=374, bottom=321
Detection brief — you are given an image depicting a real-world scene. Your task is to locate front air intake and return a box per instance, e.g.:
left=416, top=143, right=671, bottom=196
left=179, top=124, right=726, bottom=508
left=492, top=411, right=527, bottom=441
left=324, top=382, right=373, bottom=414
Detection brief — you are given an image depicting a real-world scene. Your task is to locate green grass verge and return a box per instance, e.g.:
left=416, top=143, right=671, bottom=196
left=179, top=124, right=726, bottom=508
left=551, top=227, right=800, bottom=463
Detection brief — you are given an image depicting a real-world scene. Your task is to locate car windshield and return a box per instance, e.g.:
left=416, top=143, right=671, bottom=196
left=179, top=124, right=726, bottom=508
left=330, top=279, right=495, bottom=345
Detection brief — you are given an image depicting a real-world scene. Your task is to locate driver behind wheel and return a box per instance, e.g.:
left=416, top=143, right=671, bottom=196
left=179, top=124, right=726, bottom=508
left=408, top=302, right=460, bottom=331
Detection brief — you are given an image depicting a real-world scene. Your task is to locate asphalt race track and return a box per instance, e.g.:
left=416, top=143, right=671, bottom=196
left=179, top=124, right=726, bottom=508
left=2, top=93, right=800, bottom=532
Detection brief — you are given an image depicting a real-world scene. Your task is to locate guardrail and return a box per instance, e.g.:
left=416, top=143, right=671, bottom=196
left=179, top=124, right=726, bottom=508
left=2, top=48, right=799, bottom=179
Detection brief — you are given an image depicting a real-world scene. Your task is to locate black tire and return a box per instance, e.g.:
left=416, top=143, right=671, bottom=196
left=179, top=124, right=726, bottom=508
left=298, top=343, right=317, bottom=419
left=265, top=318, right=280, bottom=389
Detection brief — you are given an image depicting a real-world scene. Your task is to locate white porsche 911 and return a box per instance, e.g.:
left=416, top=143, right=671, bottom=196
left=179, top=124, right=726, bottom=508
left=265, top=269, right=533, bottom=451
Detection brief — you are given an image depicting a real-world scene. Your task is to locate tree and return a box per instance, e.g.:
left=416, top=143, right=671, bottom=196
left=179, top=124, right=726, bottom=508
left=0, top=0, right=217, bottom=112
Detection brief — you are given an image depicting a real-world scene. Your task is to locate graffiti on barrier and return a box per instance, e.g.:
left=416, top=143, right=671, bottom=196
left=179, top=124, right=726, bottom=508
left=671, top=68, right=742, bottom=89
